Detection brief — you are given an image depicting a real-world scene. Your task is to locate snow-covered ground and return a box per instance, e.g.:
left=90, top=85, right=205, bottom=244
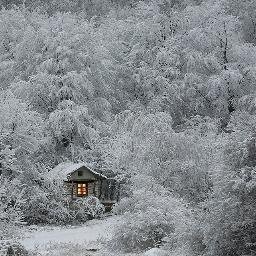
left=18, top=216, right=168, bottom=256
left=19, top=216, right=121, bottom=256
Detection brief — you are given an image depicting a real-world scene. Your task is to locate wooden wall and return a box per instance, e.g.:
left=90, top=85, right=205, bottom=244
left=64, top=181, right=101, bottom=198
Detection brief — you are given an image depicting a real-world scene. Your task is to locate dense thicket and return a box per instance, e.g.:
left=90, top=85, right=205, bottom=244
left=1, top=0, right=256, bottom=255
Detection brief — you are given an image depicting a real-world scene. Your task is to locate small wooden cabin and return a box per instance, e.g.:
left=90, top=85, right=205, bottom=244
left=49, top=162, right=117, bottom=210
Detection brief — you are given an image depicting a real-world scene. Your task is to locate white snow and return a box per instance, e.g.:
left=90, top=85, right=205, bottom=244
left=19, top=216, right=167, bottom=256
left=19, top=216, right=119, bottom=255
left=47, top=162, right=107, bottom=181
left=144, top=248, right=169, bottom=256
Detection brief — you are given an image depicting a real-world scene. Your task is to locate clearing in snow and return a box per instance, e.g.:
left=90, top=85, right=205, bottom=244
left=19, top=216, right=119, bottom=256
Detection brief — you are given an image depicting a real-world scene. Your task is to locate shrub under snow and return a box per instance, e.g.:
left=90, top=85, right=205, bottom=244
left=71, top=196, right=105, bottom=221
left=109, top=189, right=190, bottom=253
left=22, top=177, right=105, bottom=225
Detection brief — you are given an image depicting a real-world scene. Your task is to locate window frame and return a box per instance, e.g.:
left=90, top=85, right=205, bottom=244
left=76, top=182, right=88, bottom=197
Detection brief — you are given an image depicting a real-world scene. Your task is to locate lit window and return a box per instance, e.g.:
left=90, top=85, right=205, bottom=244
left=77, top=183, right=87, bottom=197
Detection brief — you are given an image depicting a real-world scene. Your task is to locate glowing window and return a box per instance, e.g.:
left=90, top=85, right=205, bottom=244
left=77, top=183, right=87, bottom=197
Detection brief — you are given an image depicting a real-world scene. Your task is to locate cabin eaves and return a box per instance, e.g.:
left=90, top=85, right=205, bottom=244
left=47, top=162, right=107, bottom=181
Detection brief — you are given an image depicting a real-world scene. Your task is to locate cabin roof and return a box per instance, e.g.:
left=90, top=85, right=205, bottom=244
left=48, top=162, right=107, bottom=181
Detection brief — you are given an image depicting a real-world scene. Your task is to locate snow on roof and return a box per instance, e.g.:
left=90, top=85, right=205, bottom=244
left=47, top=162, right=107, bottom=181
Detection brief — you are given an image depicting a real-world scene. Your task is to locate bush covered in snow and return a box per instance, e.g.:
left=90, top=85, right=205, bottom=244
left=0, top=241, right=30, bottom=256
left=109, top=189, right=190, bottom=253
left=0, top=177, right=25, bottom=239
left=21, top=177, right=73, bottom=225
left=71, top=196, right=105, bottom=222
left=110, top=209, right=172, bottom=252
left=21, top=178, right=104, bottom=225
left=22, top=190, right=72, bottom=225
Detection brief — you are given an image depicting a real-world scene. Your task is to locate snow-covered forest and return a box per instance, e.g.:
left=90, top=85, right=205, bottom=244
left=1, top=0, right=256, bottom=255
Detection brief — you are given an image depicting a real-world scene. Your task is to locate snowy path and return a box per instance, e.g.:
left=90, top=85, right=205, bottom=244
left=19, top=216, right=120, bottom=256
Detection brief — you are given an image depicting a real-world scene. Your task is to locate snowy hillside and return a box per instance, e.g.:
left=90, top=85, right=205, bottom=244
left=1, top=0, right=256, bottom=255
